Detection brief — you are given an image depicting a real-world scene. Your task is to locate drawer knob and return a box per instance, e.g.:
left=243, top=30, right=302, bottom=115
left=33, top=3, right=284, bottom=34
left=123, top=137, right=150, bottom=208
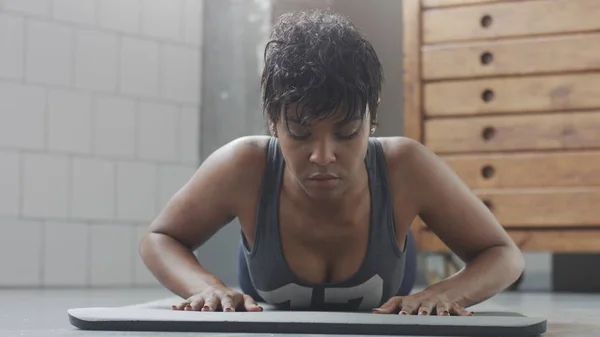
left=480, top=52, right=493, bottom=65
left=481, top=165, right=495, bottom=179
left=482, top=126, right=496, bottom=141
left=482, top=199, right=494, bottom=212
left=482, top=89, right=495, bottom=103
left=480, top=15, right=493, bottom=28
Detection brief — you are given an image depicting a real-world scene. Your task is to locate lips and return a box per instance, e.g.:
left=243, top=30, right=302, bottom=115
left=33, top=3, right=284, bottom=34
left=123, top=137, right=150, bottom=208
left=308, top=173, right=339, bottom=180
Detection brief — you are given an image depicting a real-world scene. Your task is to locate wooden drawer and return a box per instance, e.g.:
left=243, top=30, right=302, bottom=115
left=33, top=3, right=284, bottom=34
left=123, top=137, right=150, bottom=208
left=424, top=112, right=600, bottom=153
left=443, top=152, right=600, bottom=189
left=417, top=229, right=600, bottom=253
left=424, top=73, right=600, bottom=117
left=423, top=0, right=600, bottom=44
left=475, top=188, right=600, bottom=228
left=422, top=33, right=600, bottom=80
left=422, top=0, right=500, bottom=9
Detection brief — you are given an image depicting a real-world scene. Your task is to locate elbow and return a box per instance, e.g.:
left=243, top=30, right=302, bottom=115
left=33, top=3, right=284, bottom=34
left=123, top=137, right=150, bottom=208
left=138, top=231, right=153, bottom=264
left=138, top=231, right=164, bottom=264
left=504, top=243, right=525, bottom=284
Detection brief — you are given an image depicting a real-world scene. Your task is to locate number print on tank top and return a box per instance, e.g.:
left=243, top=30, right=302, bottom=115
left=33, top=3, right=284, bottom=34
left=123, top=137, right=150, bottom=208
left=256, top=274, right=384, bottom=310
left=324, top=274, right=384, bottom=310
left=256, top=283, right=313, bottom=309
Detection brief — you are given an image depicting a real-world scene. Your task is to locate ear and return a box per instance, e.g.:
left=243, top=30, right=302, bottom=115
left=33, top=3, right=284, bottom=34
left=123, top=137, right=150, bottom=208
left=376, top=97, right=381, bottom=108
left=268, top=120, right=277, bottom=137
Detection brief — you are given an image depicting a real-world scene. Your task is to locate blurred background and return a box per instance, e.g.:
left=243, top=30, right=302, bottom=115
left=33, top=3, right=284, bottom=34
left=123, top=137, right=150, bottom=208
left=0, top=0, right=582, bottom=294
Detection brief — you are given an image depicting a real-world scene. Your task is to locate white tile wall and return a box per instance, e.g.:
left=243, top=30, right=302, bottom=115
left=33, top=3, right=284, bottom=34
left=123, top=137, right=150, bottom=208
left=90, top=223, right=135, bottom=286
left=141, top=0, right=182, bottom=41
left=180, top=106, right=200, bottom=165
left=22, top=153, right=70, bottom=219
left=0, top=218, right=43, bottom=286
left=53, top=0, right=97, bottom=25
left=3, top=0, right=52, bottom=17
left=26, top=20, right=73, bottom=86
left=0, top=0, right=203, bottom=288
left=137, top=101, right=179, bottom=162
left=0, top=13, right=24, bottom=79
left=158, top=165, right=195, bottom=210
left=93, top=95, right=136, bottom=158
left=117, top=161, right=158, bottom=222
left=43, top=221, right=88, bottom=286
left=47, top=89, right=93, bottom=154
left=120, top=36, right=159, bottom=97
left=98, top=0, right=141, bottom=34
left=71, top=157, right=115, bottom=220
left=162, top=45, right=200, bottom=104
left=0, top=82, right=45, bottom=150
left=0, top=151, right=20, bottom=216
left=75, top=29, right=119, bottom=92
left=183, top=0, right=203, bottom=46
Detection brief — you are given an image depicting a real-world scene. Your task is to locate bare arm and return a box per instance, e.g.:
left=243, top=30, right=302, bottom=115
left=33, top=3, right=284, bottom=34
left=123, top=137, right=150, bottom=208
left=395, top=138, right=524, bottom=307
left=139, top=136, right=266, bottom=299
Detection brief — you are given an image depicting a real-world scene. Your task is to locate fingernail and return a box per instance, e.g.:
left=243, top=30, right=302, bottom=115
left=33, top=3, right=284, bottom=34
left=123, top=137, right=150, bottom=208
left=225, top=307, right=233, bottom=312
left=202, top=306, right=210, bottom=311
left=372, top=308, right=382, bottom=313
left=441, top=310, right=449, bottom=316
left=400, top=311, right=408, bottom=315
left=419, top=310, right=428, bottom=315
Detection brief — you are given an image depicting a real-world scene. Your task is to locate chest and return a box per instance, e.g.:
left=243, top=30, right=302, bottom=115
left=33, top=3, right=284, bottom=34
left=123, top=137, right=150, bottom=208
left=275, top=196, right=371, bottom=284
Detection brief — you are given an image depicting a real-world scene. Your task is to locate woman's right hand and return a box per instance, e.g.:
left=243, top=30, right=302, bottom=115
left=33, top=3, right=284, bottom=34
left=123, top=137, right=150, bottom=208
left=171, top=286, right=263, bottom=312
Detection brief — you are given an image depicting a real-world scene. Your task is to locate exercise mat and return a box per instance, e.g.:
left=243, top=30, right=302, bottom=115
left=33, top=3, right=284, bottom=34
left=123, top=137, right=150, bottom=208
left=68, top=298, right=547, bottom=336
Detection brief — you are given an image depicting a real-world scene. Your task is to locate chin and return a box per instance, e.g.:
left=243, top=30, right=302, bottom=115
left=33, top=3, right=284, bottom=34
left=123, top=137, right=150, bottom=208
left=301, top=180, right=346, bottom=199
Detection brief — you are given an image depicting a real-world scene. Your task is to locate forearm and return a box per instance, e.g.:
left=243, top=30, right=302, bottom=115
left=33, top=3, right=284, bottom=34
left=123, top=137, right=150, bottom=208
left=140, top=232, right=226, bottom=299
left=423, top=245, right=524, bottom=308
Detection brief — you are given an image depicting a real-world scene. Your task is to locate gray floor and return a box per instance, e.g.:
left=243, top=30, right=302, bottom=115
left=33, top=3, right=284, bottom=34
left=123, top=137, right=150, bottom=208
left=1, top=287, right=599, bottom=337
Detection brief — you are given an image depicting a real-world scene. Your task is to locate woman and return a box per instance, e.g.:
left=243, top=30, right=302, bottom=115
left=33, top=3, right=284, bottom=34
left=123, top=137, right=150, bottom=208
left=140, top=9, right=524, bottom=316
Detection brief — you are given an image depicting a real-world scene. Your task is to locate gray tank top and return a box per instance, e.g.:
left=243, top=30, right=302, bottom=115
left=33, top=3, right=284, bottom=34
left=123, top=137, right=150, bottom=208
left=240, top=137, right=407, bottom=312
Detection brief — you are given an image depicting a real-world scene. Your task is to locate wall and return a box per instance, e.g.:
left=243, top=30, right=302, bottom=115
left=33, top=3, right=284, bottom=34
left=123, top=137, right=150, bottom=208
left=0, top=0, right=203, bottom=288
left=195, top=0, right=272, bottom=287
left=332, top=0, right=404, bottom=137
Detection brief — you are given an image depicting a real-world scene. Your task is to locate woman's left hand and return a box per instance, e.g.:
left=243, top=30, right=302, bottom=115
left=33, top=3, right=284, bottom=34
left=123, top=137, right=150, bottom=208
left=372, top=290, right=475, bottom=316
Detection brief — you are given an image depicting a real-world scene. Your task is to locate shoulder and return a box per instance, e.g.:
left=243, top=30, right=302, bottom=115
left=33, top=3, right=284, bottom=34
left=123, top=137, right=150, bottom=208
left=205, top=135, right=272, bottom=183
left=374, top=136, right=430, bottom=173
left=214, top=135, right=271, bottom=166
left=374, top=136, right=445, bottom=205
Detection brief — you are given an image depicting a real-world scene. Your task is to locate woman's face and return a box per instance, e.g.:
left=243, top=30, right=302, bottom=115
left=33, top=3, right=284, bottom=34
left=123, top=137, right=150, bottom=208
left=272, top=105, right=372, bottom=199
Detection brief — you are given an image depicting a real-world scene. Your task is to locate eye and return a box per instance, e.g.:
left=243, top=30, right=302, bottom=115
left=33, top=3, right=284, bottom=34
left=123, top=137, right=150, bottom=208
left=286, top=124, right=311, bottom=140
left=335, top=123, right=361, bottom=139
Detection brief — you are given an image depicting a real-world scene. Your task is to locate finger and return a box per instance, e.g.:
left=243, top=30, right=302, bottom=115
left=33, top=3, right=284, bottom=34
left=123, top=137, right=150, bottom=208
left=189, top=297, right=205, bottom=311
left=243, top=294, right=263, bottom=312
left=451, top=304, right=475, bottom=316
left=399, top=302, right=418, bottom=315
left=373, top=297, right=402, bottom=314
left=202, top=294, right=220, bottom=311
left=418, top=303, right=434, bottom=316
left=172, top=300, right=189, bottom=310
left=220, top=294, right=237, bottom=312
left=435, top=302, right=451, bottom=316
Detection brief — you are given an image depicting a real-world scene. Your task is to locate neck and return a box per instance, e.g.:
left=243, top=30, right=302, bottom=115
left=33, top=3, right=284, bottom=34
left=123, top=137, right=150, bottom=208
left=282, top=166, right=369, bottom=217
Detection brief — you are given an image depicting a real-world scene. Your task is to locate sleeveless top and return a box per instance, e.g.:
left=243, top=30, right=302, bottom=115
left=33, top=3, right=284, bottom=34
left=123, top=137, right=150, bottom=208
left=240, top=137, right=407, bottom=312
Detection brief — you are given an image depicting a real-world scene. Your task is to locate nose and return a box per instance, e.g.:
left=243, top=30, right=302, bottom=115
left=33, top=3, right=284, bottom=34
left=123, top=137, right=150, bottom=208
left=309, top=138, right=336, bottom=166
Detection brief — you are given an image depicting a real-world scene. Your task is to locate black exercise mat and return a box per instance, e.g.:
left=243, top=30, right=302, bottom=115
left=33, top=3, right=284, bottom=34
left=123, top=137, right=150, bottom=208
left=68, top=299, right=547, bottom=336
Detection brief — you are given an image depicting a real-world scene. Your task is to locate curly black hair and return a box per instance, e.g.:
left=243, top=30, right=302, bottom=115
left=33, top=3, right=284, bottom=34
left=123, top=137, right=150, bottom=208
left=261, top=9, right=383, bottom=128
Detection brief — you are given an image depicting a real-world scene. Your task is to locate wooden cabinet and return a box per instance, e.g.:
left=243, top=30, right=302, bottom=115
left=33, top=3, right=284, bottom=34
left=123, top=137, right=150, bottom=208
left=403, top=0, right=600, bottom=254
